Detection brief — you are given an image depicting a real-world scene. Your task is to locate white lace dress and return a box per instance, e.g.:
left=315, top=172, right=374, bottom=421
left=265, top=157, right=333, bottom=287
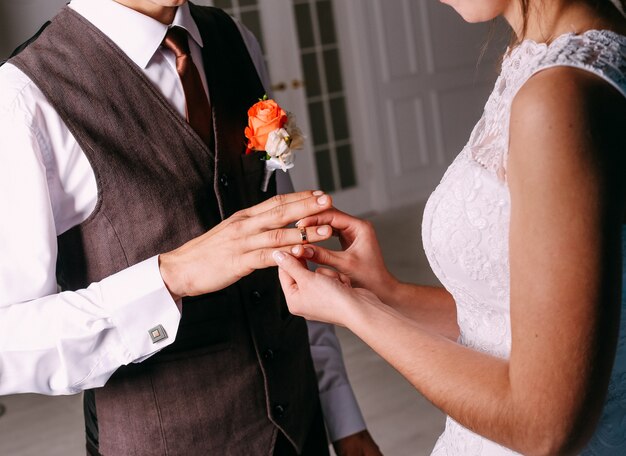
left=422, top=30, right=626, bottom=455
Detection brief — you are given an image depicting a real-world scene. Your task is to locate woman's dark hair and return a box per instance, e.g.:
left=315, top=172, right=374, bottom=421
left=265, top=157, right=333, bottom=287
left=518, top=0, right=531, bottom=43
left=512, top=0, right=625, bottom=46
left=480, top=0, right=625, bottom=63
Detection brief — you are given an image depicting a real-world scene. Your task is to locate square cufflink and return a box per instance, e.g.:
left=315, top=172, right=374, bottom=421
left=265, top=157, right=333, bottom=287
left=149, top=325, right=168, bottom=344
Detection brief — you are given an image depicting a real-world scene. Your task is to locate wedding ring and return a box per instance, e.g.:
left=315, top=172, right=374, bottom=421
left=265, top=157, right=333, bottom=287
left=299, top=227, right=309, bottom=244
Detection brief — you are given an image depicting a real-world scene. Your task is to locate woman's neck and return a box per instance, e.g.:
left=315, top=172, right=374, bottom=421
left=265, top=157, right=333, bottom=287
left=505, top=0, right=626, bottom=44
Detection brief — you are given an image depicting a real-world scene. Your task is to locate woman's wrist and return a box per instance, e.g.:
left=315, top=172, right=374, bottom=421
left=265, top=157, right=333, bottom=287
left=344, top=290, right=397, bottom=334
left=373, top=271, right=403, bottom=305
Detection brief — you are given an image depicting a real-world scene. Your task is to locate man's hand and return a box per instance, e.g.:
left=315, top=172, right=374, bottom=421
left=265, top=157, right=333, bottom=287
left=333, top=430, right=383, bottom=456
left=158, top=191, right=332, bottom=300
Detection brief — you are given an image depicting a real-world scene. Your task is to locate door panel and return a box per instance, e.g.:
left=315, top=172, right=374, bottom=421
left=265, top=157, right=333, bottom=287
left=192, top=0, right=506, bottom=214
left=360, top=0, right=505, bottom=209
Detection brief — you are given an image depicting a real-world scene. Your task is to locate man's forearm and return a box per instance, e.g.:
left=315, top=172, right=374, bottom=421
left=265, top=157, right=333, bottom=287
left=0, top=256, right=180, bottom=395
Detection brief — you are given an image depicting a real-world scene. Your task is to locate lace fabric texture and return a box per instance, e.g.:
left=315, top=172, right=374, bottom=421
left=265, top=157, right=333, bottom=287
left=422, top=30, right=626, bottom=455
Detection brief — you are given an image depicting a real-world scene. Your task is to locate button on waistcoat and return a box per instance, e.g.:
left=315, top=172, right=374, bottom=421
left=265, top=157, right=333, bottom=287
left=11, top=6, right=319, bottom=455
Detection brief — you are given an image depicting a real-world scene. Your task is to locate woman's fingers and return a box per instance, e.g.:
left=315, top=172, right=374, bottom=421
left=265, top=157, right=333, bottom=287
left=290, top=244, right=345, bottom=270
left=315, top=267, right=351, bottom=286
left=273, top=251, right=314, bottom=285
left=289, top=244, right=315, bottom=259
left=277, top=265, right=297, bottom=297
left=274, top=251, right=355, bottom=326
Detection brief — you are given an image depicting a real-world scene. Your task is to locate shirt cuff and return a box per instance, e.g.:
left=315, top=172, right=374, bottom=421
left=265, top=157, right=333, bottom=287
left=319, top=383, right=367, bottom=442
left=99, top=255, right=181, bottom=363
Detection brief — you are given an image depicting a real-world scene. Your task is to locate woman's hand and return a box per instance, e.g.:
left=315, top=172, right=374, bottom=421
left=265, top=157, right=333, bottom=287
left=158, top=191, right=333, bottom=300
left=273, top=250, right=383, bottom=327
left=291, top=208, right=399, bottom=302
left=296, top=208, right=459, bottom=339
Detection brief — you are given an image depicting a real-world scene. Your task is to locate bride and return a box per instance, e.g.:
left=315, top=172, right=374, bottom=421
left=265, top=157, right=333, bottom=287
left=272, top=0, right=626, bottom=454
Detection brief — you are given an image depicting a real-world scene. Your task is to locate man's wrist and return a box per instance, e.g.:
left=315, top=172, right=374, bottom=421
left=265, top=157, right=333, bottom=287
left=158, top=253, right=184, bottom=302
left=333, top=430, right=381, bottom=456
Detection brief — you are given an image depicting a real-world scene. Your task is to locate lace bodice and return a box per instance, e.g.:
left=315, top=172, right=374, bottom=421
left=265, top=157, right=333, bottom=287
left=422, top=30, right=626, bottom=455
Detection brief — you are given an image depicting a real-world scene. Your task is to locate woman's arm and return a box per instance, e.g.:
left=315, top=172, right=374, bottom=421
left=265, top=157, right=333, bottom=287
left=277, top=66, right=625, bottom=455
left=380, top=281, right=459, bottom=341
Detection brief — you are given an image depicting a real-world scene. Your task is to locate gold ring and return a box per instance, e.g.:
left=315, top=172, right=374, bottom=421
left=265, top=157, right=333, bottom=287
left=299, top=227, right=309, bottom=244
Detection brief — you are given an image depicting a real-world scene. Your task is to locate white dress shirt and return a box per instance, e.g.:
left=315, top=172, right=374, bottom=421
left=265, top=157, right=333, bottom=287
left=0, top=0, right=364, bottom=441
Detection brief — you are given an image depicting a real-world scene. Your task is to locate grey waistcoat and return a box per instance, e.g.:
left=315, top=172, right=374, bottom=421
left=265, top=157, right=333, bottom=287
left=10, top=5, right=319, bottom=455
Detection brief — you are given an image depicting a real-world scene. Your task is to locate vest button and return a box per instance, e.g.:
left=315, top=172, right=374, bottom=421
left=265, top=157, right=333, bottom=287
left=219, top=173, right=230, bottom=187
left=251, top=290, right=262, bottom=304
left=263, top=349, right=274, bottom=361
left=273, top=404, right=285, bottom=418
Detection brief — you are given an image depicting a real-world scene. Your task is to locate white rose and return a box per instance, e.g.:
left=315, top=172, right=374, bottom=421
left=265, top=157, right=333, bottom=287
left=265, top=156, right=294, bottom=172
left=265, top=128, right=291, bottom=158
left=278, top=148, right=295, bottom=169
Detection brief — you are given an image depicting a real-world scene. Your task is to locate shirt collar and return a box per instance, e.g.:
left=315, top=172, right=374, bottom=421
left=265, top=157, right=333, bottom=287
left=69, top=0, right=204, bottom=69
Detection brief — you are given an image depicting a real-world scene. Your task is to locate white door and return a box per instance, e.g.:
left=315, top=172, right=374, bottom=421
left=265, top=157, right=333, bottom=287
left=350, top=0, right=506, bottom=210
left=207, top=0, right=378, bottom=214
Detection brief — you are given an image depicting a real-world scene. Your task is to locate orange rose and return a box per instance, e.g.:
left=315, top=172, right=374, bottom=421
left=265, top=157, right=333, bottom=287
left=245, top=99, right=287, bottom=153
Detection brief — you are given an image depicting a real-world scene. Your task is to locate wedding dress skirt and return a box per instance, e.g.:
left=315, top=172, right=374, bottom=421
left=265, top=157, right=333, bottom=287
left=422, top=30, right=626, bottom=455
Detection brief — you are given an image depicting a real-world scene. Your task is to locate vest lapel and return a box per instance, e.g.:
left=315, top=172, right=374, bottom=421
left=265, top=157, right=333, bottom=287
left=190, top=4, right=267, bottom=218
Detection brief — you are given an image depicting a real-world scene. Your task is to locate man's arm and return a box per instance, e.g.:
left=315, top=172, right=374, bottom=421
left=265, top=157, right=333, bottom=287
left=0, top=78, right=182, bottom=396
left=307, top=322, right=367, bottom=437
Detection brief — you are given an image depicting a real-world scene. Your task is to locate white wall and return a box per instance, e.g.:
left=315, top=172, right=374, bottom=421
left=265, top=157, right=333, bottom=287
left=0, top=0, right=67, bottom=59
left=0, top=0, right=509, bottom=215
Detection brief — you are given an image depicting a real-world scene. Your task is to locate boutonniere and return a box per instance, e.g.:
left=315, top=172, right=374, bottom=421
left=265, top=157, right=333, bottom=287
left=245, top=95, right=305, bottom=192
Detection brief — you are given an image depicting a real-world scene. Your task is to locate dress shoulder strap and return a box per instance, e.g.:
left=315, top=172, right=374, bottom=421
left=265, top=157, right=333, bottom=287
left=471, top=30, right=626, bottom=180
left=529, top=30, right=626, bottom=99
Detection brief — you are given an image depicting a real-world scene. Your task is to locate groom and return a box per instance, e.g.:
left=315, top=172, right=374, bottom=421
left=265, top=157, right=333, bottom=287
left=0, top=0, right=380, bottom=455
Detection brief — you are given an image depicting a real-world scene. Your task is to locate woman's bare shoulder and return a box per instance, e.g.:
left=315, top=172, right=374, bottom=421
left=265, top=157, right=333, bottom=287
left=509, top=65, right=625, bottom=184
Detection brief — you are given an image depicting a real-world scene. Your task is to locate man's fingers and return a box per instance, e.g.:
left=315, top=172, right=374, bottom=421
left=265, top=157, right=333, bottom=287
left=245, top=225, right=333, bottom=250
left=247, top=193, right=333, bottom=232
left=296, top=207, right=355, bottom=232
left=241, top=190, right=322, bottom=217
